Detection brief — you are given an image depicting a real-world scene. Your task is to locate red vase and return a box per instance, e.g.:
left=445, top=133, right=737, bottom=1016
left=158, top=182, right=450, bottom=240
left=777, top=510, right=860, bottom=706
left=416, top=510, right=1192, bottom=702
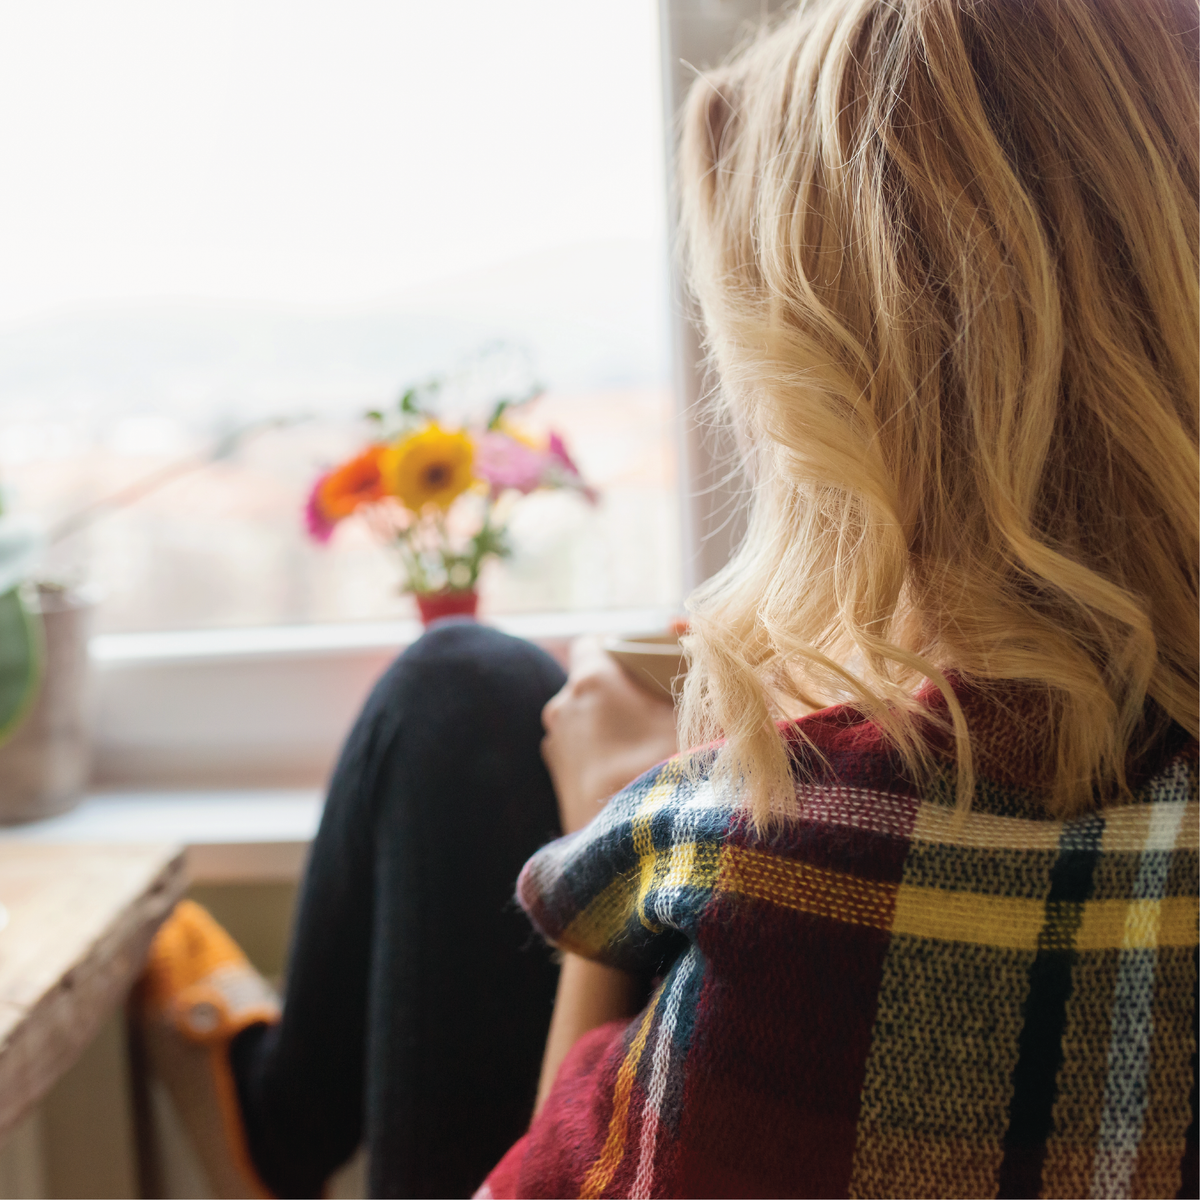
left=415, top=589, right=479, bottom=626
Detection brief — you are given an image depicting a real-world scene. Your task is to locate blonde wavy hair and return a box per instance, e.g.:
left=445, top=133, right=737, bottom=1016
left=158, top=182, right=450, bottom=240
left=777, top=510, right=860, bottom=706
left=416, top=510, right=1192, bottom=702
left=677, top=0, right=1199, bottom=823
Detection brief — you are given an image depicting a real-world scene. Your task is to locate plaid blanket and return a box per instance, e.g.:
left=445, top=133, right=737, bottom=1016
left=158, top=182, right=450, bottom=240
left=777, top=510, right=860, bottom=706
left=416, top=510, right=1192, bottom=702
left=481, top=694, right=1199, bottom=1200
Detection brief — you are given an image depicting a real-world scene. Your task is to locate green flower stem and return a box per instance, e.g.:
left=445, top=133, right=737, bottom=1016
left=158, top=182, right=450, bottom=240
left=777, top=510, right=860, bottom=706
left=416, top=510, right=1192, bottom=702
left=390, top=500, right=512, bottom=597
left=393, top=529, right=431, bottom=595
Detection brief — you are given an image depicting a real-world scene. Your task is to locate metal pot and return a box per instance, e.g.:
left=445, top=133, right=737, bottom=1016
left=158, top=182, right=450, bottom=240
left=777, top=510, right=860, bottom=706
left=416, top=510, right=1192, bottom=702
left=0, top=583, right=95, bottom=824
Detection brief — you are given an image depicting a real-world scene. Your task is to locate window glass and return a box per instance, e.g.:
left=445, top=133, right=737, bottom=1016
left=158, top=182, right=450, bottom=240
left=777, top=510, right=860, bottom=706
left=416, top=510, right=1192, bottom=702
left=0, top=1, right=677, bottom=632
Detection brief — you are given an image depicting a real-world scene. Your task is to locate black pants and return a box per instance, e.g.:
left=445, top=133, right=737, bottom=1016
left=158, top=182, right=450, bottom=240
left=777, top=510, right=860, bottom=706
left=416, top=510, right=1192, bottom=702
left=229, top=622, right=567, bottom=1198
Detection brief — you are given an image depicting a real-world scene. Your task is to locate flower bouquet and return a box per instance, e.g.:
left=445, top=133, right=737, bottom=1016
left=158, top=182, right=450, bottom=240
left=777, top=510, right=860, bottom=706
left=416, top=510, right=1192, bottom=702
left=306, top=376, right=596, bottom=623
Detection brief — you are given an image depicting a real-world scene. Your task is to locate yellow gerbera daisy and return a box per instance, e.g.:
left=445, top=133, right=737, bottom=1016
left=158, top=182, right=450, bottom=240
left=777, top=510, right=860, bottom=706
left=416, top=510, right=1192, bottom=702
left=380, top=423, right=475, bottom=512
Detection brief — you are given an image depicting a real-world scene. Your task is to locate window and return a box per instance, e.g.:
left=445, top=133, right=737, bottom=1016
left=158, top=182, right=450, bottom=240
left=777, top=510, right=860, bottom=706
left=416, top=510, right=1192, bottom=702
left=0, top=1, right=677, bottom=634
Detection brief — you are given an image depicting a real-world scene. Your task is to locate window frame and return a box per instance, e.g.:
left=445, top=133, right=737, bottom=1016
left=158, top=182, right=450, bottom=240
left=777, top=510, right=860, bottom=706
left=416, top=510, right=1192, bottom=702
left=660, top=0, right=785, bottom=592
left=82, top=0, right=785, bottom=793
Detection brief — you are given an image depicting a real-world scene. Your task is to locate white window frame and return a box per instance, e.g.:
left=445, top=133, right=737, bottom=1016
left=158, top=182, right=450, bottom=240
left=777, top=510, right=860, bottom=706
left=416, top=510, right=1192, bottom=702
left=661, top=0, right=784, bottom=592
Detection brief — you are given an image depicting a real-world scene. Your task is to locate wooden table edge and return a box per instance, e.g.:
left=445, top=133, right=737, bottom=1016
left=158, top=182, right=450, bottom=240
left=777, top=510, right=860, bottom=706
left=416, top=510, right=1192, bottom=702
left=0, top=843, right=187, bottom=1145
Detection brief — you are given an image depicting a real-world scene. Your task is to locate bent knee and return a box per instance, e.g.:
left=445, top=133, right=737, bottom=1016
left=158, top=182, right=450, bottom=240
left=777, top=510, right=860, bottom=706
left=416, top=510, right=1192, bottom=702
left=403, top=620, right=546, bottom=682
left=371, top=620, right=565, bottom=721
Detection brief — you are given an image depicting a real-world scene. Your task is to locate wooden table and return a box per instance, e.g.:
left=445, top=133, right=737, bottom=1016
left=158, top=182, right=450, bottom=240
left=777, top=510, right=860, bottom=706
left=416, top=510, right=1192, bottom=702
left=0, top=842, right=186, bottom=1144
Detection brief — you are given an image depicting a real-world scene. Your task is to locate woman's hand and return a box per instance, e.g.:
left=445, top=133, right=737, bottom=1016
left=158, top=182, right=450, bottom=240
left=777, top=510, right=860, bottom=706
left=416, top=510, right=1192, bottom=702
left=541, top=636, right=679, bottom=834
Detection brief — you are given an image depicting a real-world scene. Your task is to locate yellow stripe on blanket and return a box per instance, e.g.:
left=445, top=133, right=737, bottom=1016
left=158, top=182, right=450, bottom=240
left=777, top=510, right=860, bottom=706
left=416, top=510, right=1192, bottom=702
left=579, top=988, right=663, bottom=1200
left=560, top=839, right=722, bottom=959
left=890, top=888, right=1046, bottom=949
left=717, top=846, right=899, bottom=929
left=1074, top=896, right=1198, bottom=951
left=633, top=761, right=686, bottom=933
left=716, top=847, right=1200, bottom=951
left=561, top=869, right=640, bottom=958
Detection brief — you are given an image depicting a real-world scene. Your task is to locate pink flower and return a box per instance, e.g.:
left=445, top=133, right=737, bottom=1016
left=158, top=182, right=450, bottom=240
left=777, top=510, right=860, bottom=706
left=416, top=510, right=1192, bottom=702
left=547, top=430, right=599, bottom=504
left=547, top=431, right=580, bottom=476
left=304, top=474, right=337, bottom=543
left=474, top=431, right=550, bottom=496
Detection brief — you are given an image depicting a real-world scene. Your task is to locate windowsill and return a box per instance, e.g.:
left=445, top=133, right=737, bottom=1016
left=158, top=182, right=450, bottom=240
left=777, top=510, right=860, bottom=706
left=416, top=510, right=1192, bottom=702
left=91, top=607, right=677, bottom=790
left=0, top=790, right=324, bottom=884
left=8, top=608, right=679, bottom=874
left=90, top=607, right=677, bottom=667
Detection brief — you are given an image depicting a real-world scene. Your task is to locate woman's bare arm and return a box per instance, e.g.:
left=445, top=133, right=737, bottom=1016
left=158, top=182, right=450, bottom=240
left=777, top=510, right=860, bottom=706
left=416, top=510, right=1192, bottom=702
left=534, top=954, right=641, bottom=1114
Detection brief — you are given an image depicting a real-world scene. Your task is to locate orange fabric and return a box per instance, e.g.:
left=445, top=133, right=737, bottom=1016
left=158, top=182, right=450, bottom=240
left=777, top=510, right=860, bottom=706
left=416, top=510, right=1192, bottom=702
left=143, top=900, right=279, bottom=1043
left=141, top=900, right=279, bottom=1198
left=142, top=899, right=250, bottom=1010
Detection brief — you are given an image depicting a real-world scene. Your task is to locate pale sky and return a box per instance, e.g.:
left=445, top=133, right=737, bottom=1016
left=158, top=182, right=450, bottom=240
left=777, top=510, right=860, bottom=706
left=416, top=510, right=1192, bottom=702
left=0, top=0, right=666, bottom=324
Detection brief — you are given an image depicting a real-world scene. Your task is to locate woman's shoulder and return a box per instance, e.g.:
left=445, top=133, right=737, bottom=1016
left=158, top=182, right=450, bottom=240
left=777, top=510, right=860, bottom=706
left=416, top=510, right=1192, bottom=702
left=517, top=697, right=1197, bottom=961
left=775, top=689, right=1199, bottom=817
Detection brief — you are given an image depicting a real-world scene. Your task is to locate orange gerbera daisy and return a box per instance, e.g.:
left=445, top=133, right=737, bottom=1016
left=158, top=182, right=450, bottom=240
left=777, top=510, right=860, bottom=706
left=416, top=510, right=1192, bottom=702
left=316, top=446, right=386, bottom=521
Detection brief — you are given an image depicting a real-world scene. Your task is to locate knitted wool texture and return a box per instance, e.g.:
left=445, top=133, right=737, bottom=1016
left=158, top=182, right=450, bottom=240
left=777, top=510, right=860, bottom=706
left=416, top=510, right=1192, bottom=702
left=481, top=693, right=1199, bottom=1199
